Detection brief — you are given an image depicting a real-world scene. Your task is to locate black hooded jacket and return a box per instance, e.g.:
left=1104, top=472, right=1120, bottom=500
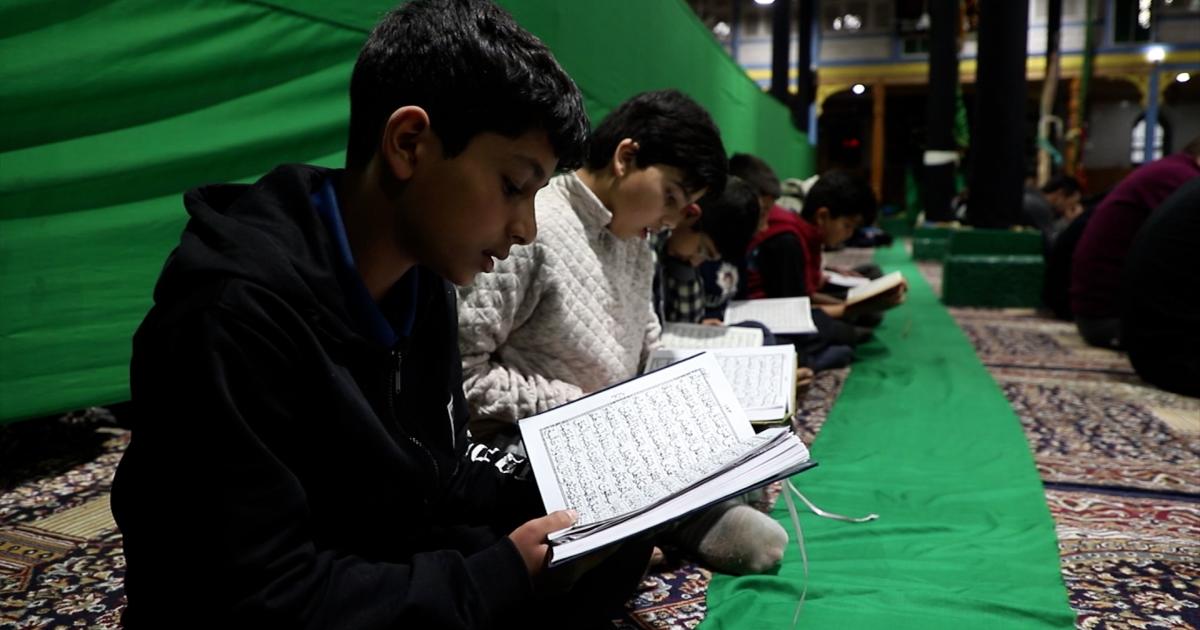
left=111, top=164, right=542, bottom=628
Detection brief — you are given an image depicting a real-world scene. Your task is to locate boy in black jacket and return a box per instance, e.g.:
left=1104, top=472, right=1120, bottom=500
left=111, top=1, right=648, bottom=627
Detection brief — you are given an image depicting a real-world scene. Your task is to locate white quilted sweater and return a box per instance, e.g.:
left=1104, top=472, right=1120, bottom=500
left=457, top=172, right=661, bottom=424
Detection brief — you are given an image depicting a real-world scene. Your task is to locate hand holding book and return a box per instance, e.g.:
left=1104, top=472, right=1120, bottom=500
left=519, top=353, right=815, bottom=566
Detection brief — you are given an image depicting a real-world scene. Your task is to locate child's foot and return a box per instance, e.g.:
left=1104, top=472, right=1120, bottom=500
left=795, top=367, right=815, bottom=392
left=696, top=505, right=788, bottom=575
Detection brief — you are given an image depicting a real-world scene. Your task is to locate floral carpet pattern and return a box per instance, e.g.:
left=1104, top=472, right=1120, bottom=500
left=2, top=252, right=1195, bottom=628
left=614, top=368, right=848, bottom=629
left=1, top=410, right=127, bottom=630
left=919, top=256, right=1200, bottom=630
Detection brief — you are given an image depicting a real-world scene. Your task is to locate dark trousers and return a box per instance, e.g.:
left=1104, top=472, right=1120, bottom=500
left=1076, top=316, right=1122, bottom=349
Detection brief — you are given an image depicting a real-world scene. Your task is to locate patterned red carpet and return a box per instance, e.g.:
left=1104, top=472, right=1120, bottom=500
left=917, top=256, right=1200, bottom=630
left=2, top=252, right=1196, bottom=628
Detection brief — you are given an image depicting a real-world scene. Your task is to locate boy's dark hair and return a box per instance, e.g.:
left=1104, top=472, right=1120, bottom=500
left=694, top=176, right=760, bottom=261
left=800, top=170, right=878, bottom=225
left=728, top=153, right=782, bottom=199
left=1042, top=175, right=1081, bottom=196
left=585, top=90, right=727, bottom=197
left=346, top=0, right=588, bottom=172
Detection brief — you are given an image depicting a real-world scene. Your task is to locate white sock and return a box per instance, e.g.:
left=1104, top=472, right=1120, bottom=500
left=696, top=505, right=788, bottom=575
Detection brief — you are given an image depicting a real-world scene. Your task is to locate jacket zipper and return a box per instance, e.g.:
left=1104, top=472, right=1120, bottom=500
left=387, top=348, right=440, bottom=481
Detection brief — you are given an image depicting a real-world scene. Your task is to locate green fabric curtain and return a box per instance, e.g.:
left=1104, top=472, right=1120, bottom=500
left=0, top=0, right=814, bottom=422
left=703, top=244, right=1075, bottom=628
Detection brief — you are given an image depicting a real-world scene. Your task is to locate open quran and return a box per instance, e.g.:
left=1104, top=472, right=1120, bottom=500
left=645, top=346, right=798, bottom=425
left=723, top=297, right=816, bottom=334
left=660, top=322, right=764, bottom=349
left=844, top=271, right=906, bottom=307
left=519, top=353, right=815, bottom=567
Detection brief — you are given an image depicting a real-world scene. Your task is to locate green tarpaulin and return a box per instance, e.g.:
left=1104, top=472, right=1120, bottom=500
left=0, top=0, right=814, bottom=422
left=703, top=244, right=1075, bottom=628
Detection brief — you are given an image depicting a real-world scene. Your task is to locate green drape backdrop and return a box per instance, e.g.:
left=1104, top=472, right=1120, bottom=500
left=0, top=0, right=814, bottom=422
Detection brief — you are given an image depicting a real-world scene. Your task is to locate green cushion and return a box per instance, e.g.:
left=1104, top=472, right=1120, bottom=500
left=948, top=229, right=1042, bottom=256
left=942, top=254, right=1045, bottom=307
left=912, top=226, right=956, bottom=261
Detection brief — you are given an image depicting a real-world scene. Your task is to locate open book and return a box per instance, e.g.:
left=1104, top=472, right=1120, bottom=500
left=724, top=297, right=817, bottom=334
left=824, top=269, right=871, bottom=289
left=844, top=271, right=905, bottom=306
left=660, top=322, right=764, bottom=349
left=645, top=346, right=797, bottom=425
left=519, top=353, right=815, bottom=566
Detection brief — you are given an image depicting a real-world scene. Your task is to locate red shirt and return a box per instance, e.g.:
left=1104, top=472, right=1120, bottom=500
left=743, top=206, right=824, bottom=299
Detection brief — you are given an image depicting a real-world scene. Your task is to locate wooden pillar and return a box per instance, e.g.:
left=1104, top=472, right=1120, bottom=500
left=1037, top=0, right=1063, bottom=185
left=1064, top=76, right=1081, bottom=176
left=871, top=83, right=886, bottom=202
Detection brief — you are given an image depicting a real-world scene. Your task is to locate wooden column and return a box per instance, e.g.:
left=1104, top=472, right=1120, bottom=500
left=1064, top=76, right=1081, bottom=176
left=871, top=83, right=886, bottom=202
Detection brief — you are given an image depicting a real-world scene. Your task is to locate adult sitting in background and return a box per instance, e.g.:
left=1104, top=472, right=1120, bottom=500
left=1070, top=136, right=1200, bottom=348
left=1120, top=177, right=1200, bottom=398
left=1022, top=174, right=1084, bottom=248
left=1041, top=190, right=1107, bottom=321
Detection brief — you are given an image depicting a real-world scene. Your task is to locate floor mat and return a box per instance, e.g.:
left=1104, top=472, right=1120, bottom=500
left=615, top=368, right=848, bottom=628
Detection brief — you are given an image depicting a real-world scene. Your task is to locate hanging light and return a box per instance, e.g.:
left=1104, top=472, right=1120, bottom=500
left=851, top=83, right=866, bottom=95
left=1177, top=72, right=1192, bottom=83
left=1145, top=45, right=1166, bottom=63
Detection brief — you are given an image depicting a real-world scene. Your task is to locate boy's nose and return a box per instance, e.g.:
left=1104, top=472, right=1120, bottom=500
left=510, top=199, right=537, bottom=245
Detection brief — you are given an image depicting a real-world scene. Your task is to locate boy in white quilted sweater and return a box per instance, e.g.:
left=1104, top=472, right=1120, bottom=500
left=457, top=90, right=788, bottom=575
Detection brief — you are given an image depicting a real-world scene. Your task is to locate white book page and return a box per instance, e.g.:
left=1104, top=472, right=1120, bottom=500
left=550, top=431, right=812, bottom=564
left=845, top=271, right=905, bottom=305
left=825, top=270, right=871, bottom=288
left=646, top=347, right=795, bottom=422
left=518, top=354, right=753, bottom=527
left=660, top=322, right=764, bottom=349
left=723, top=297, right=816, bottom=334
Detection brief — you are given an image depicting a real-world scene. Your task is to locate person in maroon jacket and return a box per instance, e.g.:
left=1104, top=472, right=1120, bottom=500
left=1070, top=136, right=1200, bottom=348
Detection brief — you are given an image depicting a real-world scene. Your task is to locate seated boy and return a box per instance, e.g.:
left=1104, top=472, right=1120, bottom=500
left=1022, top=174, right=1084, bottom=249
left=110, top=1, right=648, bottom=627
left=729, top=154, right=881, bottom=302
left=458, top=90, right=788, bottom=576
left=658, top=176, right=815, bottom=386
left=743, top=170, right=905, bottom=321
left=658, top=176, right=759, bottom=324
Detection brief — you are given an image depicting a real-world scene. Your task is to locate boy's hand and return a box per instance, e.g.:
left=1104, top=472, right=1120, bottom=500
left=846, top=282, right=907, bottom=317
left=827, top=265, right=863, bottom=277
left=510, top=510, right=577, bottom=579
left=700, top=318, right=724, bottom=326
left=796, top=367, right=815, bottom=389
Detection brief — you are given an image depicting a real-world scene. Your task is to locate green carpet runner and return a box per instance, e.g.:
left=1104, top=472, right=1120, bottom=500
left=703, top=244, right=1075, bottom=629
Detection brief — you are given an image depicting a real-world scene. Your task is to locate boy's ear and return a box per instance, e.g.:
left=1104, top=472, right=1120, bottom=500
left=380, top=106, right=433, bottom=182
left=612, top=138, right=639, bottom=178
left=813, top=206, right=831, bottom=227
